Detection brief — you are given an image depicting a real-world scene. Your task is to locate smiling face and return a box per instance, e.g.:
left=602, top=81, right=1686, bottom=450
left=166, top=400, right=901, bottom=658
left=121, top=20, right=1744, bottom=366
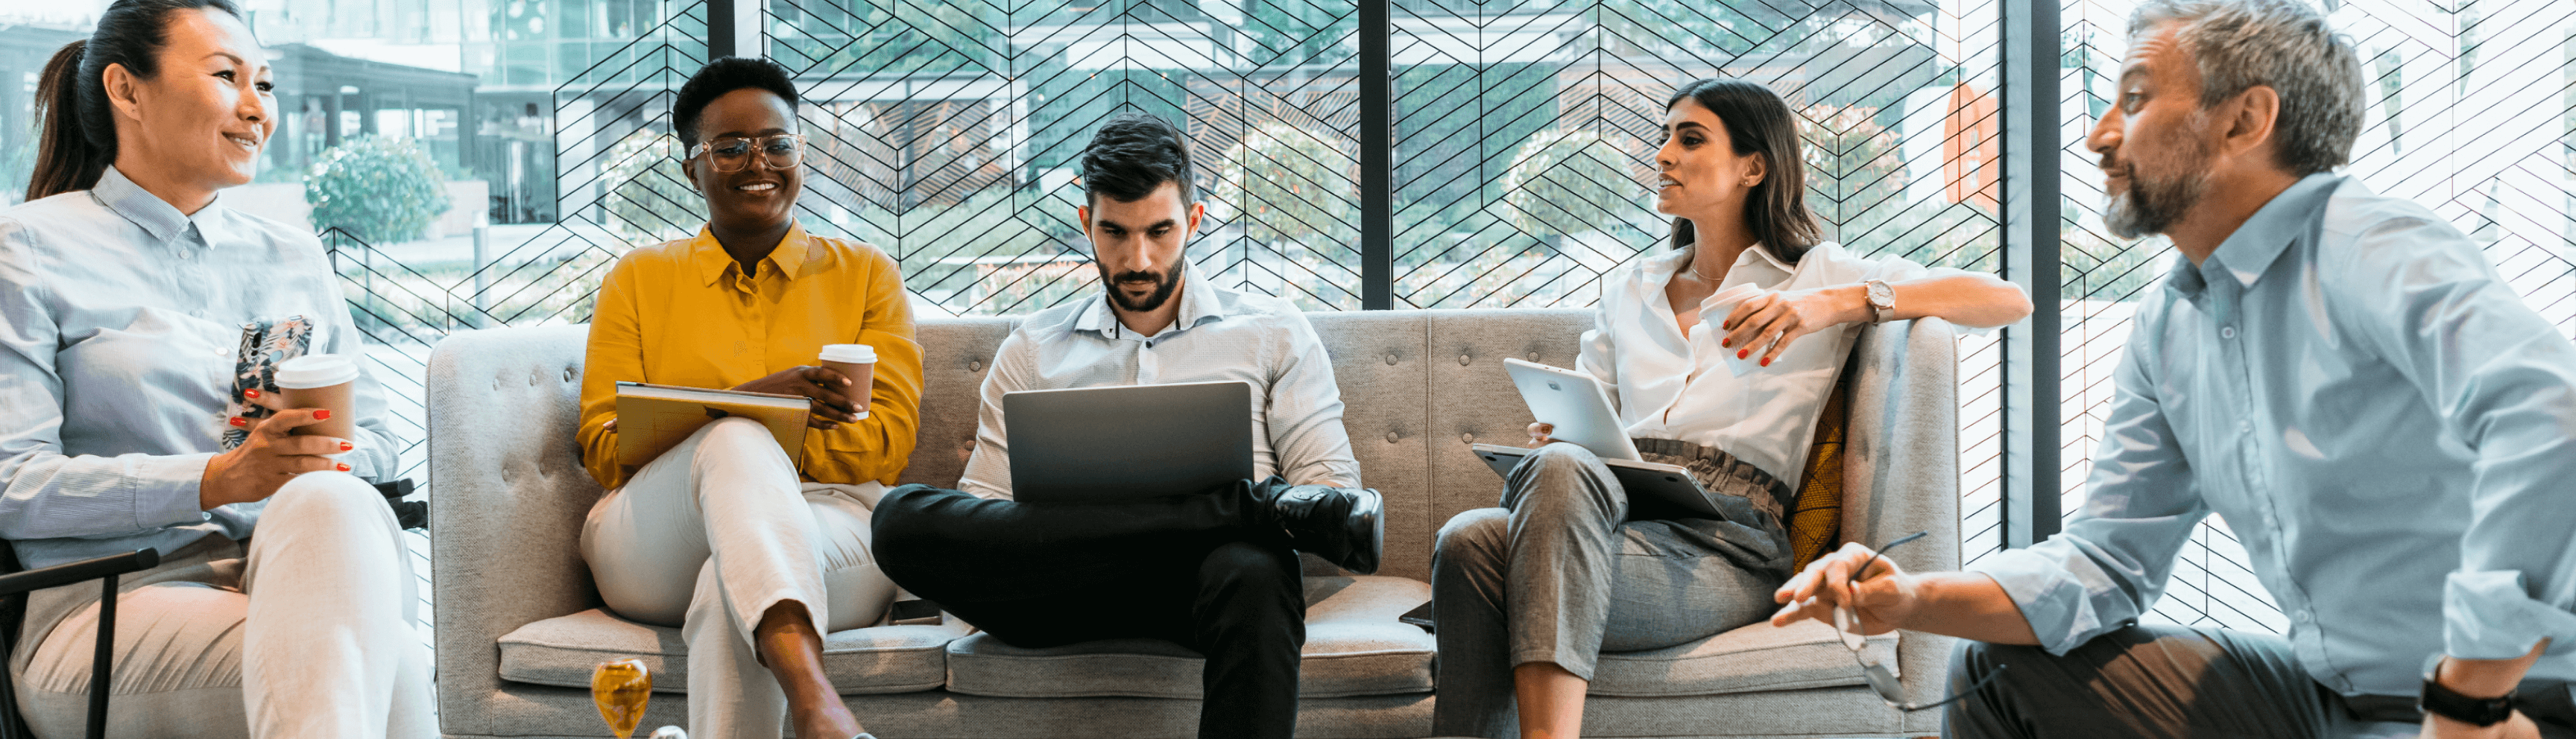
left=108, top=7, right=274, bottom=197
left=1076, top=181, right=1202, bottom=314
left=2089, top=22, right=2220, bottom=239
left=1652, top=98, right=1767, bottom=226
left=684, top=87, right=802, bottom=233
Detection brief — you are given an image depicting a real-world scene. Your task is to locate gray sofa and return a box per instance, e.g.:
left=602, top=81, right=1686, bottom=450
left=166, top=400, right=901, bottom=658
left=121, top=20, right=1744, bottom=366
left=426, top=309, right=1960, bottom=738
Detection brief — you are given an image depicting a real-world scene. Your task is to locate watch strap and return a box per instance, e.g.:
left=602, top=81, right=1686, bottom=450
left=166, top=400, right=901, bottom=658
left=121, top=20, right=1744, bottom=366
left=2420, top=673, right=2516, bottom=727
left=1863, top=279, right=1895, bottom=323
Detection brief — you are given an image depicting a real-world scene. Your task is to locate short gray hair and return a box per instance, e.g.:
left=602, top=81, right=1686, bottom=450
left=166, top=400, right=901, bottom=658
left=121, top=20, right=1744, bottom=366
left=2128, top=0, right=2364, bottom=175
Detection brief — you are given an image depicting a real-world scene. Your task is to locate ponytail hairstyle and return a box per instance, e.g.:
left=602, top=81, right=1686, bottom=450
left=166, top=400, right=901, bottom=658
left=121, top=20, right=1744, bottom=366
left=27, top=0, right=247, bottom=201
left=1663, top=78, right=1819, bottom=264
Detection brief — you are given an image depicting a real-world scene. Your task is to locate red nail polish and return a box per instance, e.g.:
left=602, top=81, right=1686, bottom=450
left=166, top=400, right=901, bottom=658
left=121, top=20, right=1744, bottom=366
left=1761, top=358, right=1772, bottom=367
left=228, top=416, right=247, bottom=427
left=338, top=441, right=353, bottom=451
left=244, top=388, right=259, bottom=399
left=1737, top=349, right=1749, bottom=359
left=1722, top=339, right=1731, bottom=348
left=335, top=463, right=350, bottom=472
left=313, top=409, right=331, bottom=420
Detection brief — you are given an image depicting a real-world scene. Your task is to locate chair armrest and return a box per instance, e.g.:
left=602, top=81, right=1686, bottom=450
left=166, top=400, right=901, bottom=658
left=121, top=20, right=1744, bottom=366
left=0, top=549, right=158, bottom=597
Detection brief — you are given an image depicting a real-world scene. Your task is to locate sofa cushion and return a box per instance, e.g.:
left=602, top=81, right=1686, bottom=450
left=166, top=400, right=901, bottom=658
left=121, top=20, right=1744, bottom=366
left=497, top=608, right=971, bottom=694
left=1586, top=618, right=1898, bottom=697
left=1787, top=363, right=1855, bottom=571
left=944, top=575, right=1433, bottom=699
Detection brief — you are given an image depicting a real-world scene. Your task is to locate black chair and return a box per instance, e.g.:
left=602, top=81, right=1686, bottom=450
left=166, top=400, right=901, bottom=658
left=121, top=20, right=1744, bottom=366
left=0, top=542, right=161, bottom=739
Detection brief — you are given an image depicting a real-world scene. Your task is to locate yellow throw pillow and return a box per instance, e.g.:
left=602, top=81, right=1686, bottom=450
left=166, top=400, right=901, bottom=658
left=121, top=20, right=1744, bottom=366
left=1788, top=367, right=1854, bottom=572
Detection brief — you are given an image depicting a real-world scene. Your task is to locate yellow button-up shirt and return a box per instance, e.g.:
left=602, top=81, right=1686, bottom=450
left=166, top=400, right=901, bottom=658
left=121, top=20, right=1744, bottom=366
left=577, top=223, right=921, bottom=489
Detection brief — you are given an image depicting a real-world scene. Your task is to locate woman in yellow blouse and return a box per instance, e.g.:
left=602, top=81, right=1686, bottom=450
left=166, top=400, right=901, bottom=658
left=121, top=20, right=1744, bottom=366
left=573, top=57, right=920, bottom=739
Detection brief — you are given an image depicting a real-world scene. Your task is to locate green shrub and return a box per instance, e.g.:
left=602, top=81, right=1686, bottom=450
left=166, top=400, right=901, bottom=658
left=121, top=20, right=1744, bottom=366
left=601, top=129, right=701, bottom=244
left=305, top=136, right=450, bottom=244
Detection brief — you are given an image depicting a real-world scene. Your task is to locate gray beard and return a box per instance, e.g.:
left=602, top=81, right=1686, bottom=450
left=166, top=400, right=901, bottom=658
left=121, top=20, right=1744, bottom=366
left=2103, top=166, right=2212, bottom=240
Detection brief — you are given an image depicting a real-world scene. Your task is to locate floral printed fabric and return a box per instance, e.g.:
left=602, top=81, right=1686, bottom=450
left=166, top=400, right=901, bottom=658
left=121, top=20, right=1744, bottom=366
left=220, top=315, right=312, bottom=449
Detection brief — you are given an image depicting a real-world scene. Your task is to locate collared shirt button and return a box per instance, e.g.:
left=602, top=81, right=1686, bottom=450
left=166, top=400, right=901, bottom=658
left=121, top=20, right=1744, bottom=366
left=2296, top=611, right=2311, bottom=623
left=2221, top=326, right=2236, bottom=339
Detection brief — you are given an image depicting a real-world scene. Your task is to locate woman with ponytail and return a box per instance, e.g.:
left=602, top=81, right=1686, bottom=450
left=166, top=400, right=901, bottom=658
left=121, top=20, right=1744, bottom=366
left=1, top=1, right=431, bottom=738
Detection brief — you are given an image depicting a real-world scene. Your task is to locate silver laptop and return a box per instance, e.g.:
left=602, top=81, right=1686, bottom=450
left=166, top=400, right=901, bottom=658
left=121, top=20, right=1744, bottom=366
left=1003, top=381, right=1255, bottom=503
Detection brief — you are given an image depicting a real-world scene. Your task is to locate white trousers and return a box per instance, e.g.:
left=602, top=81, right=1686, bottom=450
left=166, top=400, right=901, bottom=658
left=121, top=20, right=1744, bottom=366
left=579, top=416, right=894, bottom=739
left=7, top=471, right=434, bottom=739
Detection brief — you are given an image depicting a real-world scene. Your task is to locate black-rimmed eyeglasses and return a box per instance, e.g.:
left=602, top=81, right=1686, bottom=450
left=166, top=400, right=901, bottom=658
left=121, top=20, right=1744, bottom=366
left=1833, top=530, right=2004, bottom=711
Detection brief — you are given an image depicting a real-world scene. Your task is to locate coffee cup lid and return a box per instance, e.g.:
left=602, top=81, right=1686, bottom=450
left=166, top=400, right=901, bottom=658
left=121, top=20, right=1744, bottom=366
left=819, top=343, right=877, bottom=364
left=1708, top=283, right=1766, bottom=305
left=274, top=354, right=360, bottom=389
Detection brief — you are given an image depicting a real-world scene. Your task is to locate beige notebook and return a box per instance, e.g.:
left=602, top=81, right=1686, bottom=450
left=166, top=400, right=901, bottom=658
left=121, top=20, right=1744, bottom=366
left=614, top=381, right=810, bottom=469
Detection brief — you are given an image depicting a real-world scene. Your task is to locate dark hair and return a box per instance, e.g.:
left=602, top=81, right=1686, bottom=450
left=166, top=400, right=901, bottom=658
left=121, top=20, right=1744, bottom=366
left=1663, top=78, right=1820, bottom=264
left=27, top=0, right=245, bottom=201
left=1079, top=112, right=1195, bottom=205
left=672, top=57, right=801, bottom=148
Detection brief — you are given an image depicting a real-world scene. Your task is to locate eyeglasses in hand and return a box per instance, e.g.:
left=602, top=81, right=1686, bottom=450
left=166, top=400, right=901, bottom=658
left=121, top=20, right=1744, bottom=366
left=1831, top=530, right=2005, bottom=711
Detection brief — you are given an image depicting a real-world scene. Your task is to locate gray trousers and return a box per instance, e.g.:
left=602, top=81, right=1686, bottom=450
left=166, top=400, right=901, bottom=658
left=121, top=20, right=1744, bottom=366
left=1947, top=625, right=2576, bottom=739
left=1430, top=443, right=1792, bottom=738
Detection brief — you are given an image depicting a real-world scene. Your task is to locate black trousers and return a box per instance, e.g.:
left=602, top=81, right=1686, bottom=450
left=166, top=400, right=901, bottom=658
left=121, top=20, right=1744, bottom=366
left=870, top=484, right=1307, bottom=739
left=1947, top=625, right=2576, bottom=739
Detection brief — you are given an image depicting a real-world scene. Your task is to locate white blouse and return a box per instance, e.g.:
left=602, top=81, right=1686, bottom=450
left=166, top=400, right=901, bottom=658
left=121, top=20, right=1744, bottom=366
left=1576, top=241, right=1957, bottom=483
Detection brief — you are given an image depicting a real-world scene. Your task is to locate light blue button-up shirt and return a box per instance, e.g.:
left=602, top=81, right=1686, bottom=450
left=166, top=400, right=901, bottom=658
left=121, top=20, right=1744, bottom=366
left=0, top=168, right=400, bottom=569
left=1971, top=174, right=2576, bottom=696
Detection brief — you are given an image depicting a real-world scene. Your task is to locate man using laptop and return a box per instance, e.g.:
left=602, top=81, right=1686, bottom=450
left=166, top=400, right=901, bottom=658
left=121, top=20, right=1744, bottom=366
left=870, top=112, right=1382, bottom=739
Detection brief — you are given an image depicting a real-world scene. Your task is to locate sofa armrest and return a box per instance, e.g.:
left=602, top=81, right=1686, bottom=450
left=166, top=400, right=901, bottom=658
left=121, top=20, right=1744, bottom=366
left=1837, top=317, right=1961, bottom=724
left=427, top=324, right=605, bottom=735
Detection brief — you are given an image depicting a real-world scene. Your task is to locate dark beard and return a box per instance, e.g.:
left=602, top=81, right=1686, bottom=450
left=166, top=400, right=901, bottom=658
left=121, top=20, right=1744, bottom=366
left=2103, top=134, right=2214, bottom=240
left=1099, top=263, right=1184, bottom=314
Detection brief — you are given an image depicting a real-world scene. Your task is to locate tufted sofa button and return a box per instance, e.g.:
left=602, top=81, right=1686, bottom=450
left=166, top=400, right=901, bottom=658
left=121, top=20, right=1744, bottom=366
left=1383, top=431, right=1399, bottom=444
left=1458, top=354, right=1471, bottom=366
left=1528, top=352, right=1541, bottom=361
left=1459, top=432, right=1474, bottom=444
left=1383, top=353, right=1398, bottom=366
left=969, top=360, right=984, bottom=372
left=562, top=367, right=578, bottom=382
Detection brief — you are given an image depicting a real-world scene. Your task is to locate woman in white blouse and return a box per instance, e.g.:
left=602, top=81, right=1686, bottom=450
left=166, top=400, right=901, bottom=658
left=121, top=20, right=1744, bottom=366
left=0, top=1, right=430, bottom=737
left=1428, top=78, right=2031, bottom=739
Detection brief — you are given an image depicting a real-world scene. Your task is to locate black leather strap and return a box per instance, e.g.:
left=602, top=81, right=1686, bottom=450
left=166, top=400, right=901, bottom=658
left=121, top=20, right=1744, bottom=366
left=2422, top=674, right=2516, bottom=727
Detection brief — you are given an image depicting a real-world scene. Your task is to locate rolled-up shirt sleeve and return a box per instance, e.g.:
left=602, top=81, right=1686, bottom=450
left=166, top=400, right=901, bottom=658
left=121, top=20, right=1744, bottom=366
left=2330, top=215, right=2576, bottom=662
left=1968, top=312, right=2209, bottom=653
left=0, top=218, right=210, bottom=539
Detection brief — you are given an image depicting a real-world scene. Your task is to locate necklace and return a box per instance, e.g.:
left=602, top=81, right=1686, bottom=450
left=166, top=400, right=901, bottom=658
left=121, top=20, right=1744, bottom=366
left=1685, top=253, right=1723, bottom=283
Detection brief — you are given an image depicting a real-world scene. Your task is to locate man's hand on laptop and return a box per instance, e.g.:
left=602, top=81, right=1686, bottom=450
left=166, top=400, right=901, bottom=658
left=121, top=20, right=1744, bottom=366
left=732, top=366, right=865, bottom=430
left=1528, top=422, right=1555, bottom=446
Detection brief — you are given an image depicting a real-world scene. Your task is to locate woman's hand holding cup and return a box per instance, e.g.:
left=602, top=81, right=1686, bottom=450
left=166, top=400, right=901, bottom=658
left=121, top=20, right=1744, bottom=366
left=730, top=367, right=863, bottom=430
left=201, top=407, right=351, bottom=510
left=817, top=344, right=877, bottom=423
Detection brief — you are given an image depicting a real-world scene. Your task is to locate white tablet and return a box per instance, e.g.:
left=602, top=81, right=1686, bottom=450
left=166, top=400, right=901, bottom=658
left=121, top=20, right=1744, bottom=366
left=1501, top=358, right=1641, bottom=461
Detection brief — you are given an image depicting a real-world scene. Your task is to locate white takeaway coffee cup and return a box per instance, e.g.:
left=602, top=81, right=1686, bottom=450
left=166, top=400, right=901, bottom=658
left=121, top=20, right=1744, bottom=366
left=818, top=344, right=876, bottom=420
left=274, top=354, right=361, bottom=440
left=1700, top=284, right=1770, bottom=376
